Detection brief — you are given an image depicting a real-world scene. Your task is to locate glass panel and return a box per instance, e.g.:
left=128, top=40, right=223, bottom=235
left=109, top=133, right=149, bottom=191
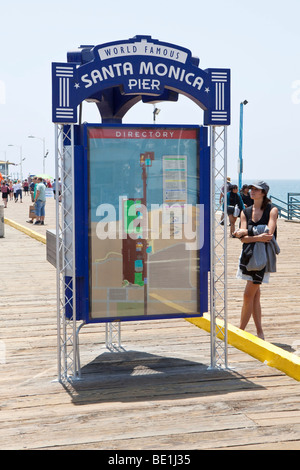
left=88, top=126, right=200, bottom=320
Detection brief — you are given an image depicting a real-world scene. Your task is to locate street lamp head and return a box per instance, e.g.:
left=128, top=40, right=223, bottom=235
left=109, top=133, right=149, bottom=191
left=242, top=100, right=248, bottom=105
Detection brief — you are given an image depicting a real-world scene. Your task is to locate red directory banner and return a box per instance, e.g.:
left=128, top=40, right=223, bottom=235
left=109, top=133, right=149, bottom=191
left=88, top=127, right=197, bottom=140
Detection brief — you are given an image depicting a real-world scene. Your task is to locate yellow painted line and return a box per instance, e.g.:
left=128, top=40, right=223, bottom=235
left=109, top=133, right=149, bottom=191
left=186, top=315, right=300, bottom=381
left=151, top=292, right=300, bottom=382
left=4, top=218, right=46, bottom=244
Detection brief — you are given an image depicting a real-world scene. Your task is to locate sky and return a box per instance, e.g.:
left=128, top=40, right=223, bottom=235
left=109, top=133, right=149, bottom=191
left=1, top=0, right=300, bottom=182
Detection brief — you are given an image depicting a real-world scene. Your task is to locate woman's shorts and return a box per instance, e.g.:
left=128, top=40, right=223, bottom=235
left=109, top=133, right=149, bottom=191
left=35, top=200, right=45, bottom=217
left=227, top=205, right=234, bottom=215
left=236, top=267, right=270, bottom=284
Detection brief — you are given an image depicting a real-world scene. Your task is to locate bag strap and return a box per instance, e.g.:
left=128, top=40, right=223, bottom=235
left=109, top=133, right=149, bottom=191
left=243, top=206, right=252, bottom=222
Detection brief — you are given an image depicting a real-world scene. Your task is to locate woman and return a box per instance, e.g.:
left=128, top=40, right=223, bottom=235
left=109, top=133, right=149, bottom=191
left=1, top=181, right=9, bottom=208
left=234, top=181, right=278, bottom=340
left=23, top=179, right=29, bottom=195
left=226, top=184, right=245, bottom=236
left=240, top=184, right=253, bottom=207
left=8, top=181, right=13, bottom=201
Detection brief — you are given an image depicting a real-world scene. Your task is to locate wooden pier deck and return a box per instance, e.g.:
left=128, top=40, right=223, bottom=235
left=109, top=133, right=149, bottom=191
left=1, top=196, right=300, bottom=450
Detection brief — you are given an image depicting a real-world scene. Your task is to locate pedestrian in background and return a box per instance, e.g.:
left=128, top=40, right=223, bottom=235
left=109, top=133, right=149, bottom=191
left=16, top=180, right=22, bottom=203
left=1, top=181, right=9, bottom=208
left=240, top=184, right=253, bottom=208
left=8, top=181, right=13, bottom=201
left=23, top=179, right=29, bottom=196
left=226, top=184, right=245, bottom=237
left=30, top=177, right=37, bottom=202
left=34, top=177, right=46, bottom=225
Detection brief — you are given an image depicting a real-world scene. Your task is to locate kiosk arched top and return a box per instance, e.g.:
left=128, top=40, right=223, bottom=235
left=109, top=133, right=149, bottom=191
left=52, top=35, right=230, bottom=125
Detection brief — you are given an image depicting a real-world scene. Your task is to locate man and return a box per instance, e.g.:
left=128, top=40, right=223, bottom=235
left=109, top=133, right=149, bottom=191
left=34, top=177, right=46, bottom=225
left=219, top=176, right=231, bottom=225
left=27, top=177, right=38, bottom=223
left=29, top=176, right=37, bottom=202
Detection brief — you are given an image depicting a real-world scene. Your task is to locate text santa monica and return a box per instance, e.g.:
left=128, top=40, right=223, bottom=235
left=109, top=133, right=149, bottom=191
left=80, top=61, right=204, bottom=91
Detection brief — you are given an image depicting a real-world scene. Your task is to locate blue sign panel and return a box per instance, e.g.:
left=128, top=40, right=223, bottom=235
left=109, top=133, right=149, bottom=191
left=52, top=35, right=230, bottom=125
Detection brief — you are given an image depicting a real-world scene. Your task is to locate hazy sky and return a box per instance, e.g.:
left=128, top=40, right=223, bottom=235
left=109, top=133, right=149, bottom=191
left=1, top=0, right=300, bottom=181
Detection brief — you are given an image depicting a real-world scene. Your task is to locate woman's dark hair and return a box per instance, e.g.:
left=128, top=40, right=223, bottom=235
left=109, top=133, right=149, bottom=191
left=261, top=191, right=271, bottom=210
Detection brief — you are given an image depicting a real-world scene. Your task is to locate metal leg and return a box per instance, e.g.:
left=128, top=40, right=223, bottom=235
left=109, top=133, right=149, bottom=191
left=55, top=124, right=80, bottom=382
left=105, top=321, right=124, bottom=352
left=75, top=322, right=86, bottom=379
left=209, top=126, right=228, bottom=369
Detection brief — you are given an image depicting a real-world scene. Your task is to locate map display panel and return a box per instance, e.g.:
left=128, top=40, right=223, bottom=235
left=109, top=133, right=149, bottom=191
left=88, top=126, right=201, bottom=320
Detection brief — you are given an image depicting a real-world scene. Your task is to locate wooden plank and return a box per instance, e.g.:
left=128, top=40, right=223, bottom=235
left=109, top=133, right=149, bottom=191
left=1, top=198, right=300, bottom=449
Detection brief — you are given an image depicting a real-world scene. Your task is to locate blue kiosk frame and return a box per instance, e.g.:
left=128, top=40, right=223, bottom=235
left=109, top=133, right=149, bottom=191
left=64, top=122, right=210, bottom=324
left=52, top=35, right=231, bottom=381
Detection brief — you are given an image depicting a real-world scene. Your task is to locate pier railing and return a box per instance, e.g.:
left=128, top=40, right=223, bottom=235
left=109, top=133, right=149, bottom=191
left=270, top=193, right=300, bottom=220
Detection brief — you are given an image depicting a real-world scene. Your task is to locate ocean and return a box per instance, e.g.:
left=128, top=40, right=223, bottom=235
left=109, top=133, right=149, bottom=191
left=231, top=179, right=300, bottom=204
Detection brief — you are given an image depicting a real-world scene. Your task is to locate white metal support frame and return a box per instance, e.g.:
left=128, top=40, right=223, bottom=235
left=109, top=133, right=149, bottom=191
left=55, top=124, right=122, bottom=381
left=55, top=124, right=83, bottom=382
left=54, top=122, right=228, bottom=380
left=210, top=126, right=228, bottom=369
left=105, top=322, right=123, bottom=352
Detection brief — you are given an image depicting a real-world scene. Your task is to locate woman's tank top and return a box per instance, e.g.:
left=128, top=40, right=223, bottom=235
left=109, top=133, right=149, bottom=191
left=243, top=203, right=277, bottom=238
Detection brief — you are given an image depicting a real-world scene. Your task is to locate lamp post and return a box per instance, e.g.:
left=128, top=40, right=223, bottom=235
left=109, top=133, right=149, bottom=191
left=28, top=135, right=46, bottom=173
left=8, top=144, right=23, bottom=182
left=238, top=100, right=248, bottom=190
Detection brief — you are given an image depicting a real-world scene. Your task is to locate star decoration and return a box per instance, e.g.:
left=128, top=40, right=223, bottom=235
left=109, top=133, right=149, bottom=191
left=74, top=83, right=80, bottom=89
left=205, top=87, right=210, bottom=93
